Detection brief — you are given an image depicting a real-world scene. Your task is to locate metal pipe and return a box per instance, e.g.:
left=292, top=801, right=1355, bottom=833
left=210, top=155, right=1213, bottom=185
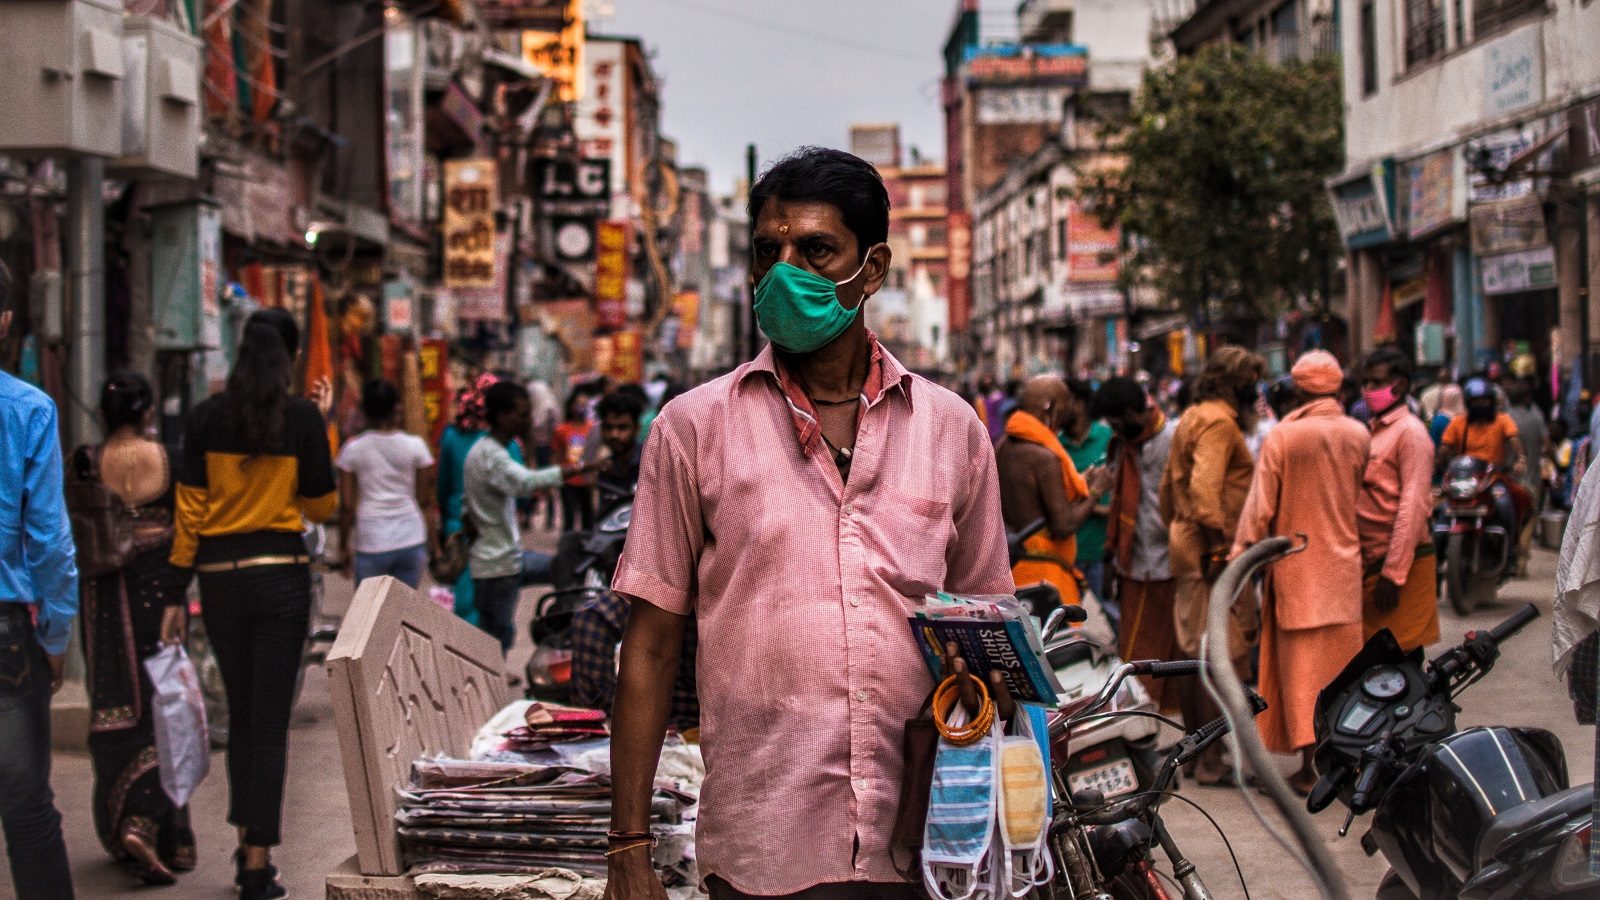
left=66, top=157, right=105, bottom=448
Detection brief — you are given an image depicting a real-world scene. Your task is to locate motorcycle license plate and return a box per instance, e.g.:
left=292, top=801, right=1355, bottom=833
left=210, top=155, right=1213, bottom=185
left=1068, top=758, right=1138, bottom=799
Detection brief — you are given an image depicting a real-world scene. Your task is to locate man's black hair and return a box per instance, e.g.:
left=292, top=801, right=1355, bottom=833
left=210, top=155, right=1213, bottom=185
left=0, top=258, right=12, bottom=317
left=748, top=147, right=890, bottom=260
left=1065, top=378, right=1094, bottom=405
left=596, top=389, right=645, bottom=423
left=1361, top=345, right=1415, bottom=385
left=1090, top=377, right=1148, bottom=419
left=483, top=380, right=531, bottom=427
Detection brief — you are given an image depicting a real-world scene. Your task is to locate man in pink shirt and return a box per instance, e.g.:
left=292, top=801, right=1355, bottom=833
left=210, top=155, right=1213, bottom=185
left=1231, top=350, right=1369, bottom=795
left=605, top=148, right=1014, bottom=899
left=1356, top=347, right=1440, bottom=652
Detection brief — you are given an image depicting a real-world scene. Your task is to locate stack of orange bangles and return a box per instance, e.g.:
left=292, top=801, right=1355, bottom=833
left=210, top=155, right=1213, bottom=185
left=933, top=672, right=996, bottom=746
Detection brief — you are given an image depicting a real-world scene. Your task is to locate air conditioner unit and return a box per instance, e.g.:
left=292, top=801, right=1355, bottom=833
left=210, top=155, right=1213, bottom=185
left=0, top=0, right=125, bottom=158
left=113, top=15, right=202, bottom=179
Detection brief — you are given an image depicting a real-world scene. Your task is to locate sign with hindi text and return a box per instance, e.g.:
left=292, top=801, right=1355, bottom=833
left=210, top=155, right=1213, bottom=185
left=443, top=159, right=497, bottom=288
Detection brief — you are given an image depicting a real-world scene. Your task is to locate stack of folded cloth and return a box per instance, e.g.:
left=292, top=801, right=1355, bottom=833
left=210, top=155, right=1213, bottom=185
left=501, top=703, right=609, bottom=753
left=396, top=757, right=694, bottom=877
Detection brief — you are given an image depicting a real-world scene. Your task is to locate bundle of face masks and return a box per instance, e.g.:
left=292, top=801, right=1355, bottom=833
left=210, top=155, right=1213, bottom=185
left=922, top=704, right=1055, bottom=899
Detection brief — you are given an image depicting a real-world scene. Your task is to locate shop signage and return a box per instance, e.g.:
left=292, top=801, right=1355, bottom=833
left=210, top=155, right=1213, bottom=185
left=418, top=338, right=448, bottom=445
left=531, top=158, right=611, bottom=220
left=947, top=212, right=972, bottom=331
left=1330, top=164, right=1394, bottom=249
left=1480, top=245, right=1556, bottom=295
left=1405, top=148, right=1464, bottom=239
left=975, top=86, right=1070, bottom=125
left=964, top=43, right=1088, bottom=87
left=1066, top=202, right=1120, bottom=283
left=1469, top=127, right=1542, bottom=203
left=483, top=0, right=568, bottom=31
left=1469, top=195, right=1547, bottom=255
left=1482, top=26, right=1544, bottom=118
left=674, top=291, right=700, bottom=350
left=594, top=220, right=629, bottom=329
left=575, top=41, right=626, bottom=201
left=1569, top=95, right=1600, bottom=174
left=443, top=159, right=497, bottom=288
left=1067, top=285, right=1123, bottom=316
left=608, top=328, right=643, bottom=382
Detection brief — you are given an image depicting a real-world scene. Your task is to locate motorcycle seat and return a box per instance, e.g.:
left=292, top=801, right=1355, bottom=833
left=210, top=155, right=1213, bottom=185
left=1475, top=782, right=1591, bottom=868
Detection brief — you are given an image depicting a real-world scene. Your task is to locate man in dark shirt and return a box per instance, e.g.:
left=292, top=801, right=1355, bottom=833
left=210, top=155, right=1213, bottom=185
left=594, top=389, right=644, bottom=518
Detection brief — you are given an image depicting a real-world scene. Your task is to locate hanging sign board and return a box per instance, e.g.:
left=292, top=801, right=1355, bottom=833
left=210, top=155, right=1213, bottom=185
left=443, top=159, right=497, bottom=288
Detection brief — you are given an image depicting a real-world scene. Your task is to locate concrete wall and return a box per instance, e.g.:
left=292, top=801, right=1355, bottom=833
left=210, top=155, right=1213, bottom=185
left=1078, top=0, right=1158, bottom=92
left=1344, top=1, right=1600, bottom=166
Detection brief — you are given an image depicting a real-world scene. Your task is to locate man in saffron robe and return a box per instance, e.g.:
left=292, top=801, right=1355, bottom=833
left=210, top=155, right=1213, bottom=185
left=1232, top=350, right=1370, bottom=795
left=996, top=376, right=1112, bottom=608
left=1161, top=346, right=1263, bottom=784
left=1356, top=346, right=1440, bottom=652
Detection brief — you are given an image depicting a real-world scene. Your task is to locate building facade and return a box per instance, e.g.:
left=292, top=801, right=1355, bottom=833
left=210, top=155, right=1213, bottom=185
left=1334, top=0, right=1600, bottom=396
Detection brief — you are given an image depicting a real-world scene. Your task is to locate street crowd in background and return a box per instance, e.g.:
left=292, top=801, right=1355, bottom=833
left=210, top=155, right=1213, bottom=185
left=2, top=232, right=1598, bottom=898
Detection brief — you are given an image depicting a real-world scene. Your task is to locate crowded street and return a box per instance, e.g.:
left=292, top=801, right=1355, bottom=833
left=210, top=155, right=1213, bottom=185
left=2, top=1, right=1600, bottom=899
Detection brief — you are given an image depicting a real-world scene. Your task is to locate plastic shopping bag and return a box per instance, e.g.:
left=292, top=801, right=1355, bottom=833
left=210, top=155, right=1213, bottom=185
left=143, top=644, right=211, bottom=807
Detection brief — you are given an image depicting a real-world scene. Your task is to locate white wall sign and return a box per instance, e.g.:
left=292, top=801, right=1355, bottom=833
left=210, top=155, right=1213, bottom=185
left=1480, top=245, right=1556, bottom=295
left=1483, top=27, right=1544, bottom=118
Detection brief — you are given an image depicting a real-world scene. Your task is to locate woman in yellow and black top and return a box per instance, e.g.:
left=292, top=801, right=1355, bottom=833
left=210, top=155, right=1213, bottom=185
left=170, top=307, right=334, bottom=900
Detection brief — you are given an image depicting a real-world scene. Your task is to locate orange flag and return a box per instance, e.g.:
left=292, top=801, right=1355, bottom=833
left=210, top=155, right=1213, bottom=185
left=305, top=278, right=338, bottom=455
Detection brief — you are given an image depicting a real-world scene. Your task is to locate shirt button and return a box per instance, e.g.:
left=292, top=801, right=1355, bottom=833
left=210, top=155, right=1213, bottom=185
left=842, top=502, right=854, bottom=516
left=855, top=690, right=868, bottom=702
left=849, top=597, right=861, bottom=608
left=857, top=778, right=869, bottom=791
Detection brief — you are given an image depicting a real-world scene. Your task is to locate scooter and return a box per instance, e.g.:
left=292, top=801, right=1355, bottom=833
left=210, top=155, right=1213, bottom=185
left=524, top=483, right=634, bottom=701
left=1307, top=603, right=1597, bottom=899
left=1433, top=456, right=1514, bottom=615
left=1009, top=519, right=1165, bottom=803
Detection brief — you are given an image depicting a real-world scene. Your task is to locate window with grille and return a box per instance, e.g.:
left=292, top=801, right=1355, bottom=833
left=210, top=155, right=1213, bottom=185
left=1473, top=0, right=1547, bottom=36
left=1404, top=0, right=1448, bottom=67
left=1360, top=1, right=1379, bottom=94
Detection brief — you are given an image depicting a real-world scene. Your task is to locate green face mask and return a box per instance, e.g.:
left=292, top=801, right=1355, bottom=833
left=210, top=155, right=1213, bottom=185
left=753, top=252, right=874, bottom=354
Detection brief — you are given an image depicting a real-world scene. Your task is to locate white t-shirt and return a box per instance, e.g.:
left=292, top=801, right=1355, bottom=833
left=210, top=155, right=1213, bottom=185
left=335, top=430, right=435, bottom=553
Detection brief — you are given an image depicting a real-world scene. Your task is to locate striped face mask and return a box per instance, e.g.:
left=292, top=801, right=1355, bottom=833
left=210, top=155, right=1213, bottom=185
left=922, top=713, right=998, bottom=900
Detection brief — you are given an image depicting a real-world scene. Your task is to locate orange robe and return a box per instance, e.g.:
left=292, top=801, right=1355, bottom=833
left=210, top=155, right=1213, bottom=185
left=1231, top=398, right=1370, bottom=753
left=1357, top=403, right=1440, bottom=651
left=1005, top=411, right=1088, bottom=606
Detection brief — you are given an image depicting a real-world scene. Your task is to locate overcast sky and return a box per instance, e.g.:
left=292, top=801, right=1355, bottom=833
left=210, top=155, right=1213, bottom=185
left=595, top=0, right=1021, bottom=194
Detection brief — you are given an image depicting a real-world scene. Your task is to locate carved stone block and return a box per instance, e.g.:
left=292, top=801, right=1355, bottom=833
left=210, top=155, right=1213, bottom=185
left=327, top=576, right=510, bottom=876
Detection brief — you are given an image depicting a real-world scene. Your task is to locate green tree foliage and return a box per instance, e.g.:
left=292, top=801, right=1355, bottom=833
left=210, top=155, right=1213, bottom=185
left=1080, top=45, right=1344, bottom=324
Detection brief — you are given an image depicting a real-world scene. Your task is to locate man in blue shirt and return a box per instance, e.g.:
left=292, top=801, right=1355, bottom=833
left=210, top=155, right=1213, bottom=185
left=0, top=259, right=79, bottom=899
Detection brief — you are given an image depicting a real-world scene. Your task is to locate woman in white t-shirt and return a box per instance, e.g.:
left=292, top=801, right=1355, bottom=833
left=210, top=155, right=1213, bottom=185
left=336, top=379, right=437, bottom=588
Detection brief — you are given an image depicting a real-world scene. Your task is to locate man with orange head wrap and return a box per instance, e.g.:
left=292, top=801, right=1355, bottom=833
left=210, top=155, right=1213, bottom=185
left=1232, top=350, right=1371, bottom=793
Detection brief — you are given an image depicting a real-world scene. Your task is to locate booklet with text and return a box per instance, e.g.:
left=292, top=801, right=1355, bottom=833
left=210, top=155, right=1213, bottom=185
left=908, top=592, right=1064, bottom=707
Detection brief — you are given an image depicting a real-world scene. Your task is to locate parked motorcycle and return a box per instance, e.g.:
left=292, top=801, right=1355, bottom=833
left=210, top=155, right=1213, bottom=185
left=1008, top=518, right=1166, bottom=804
left=525, top=482, right=634, bottom=701
left=1433, top=456, right=1515, bottom=615
left=1307, top=603, right=1597, bottom=898
left=1038, top=645, right=1265, bottom=899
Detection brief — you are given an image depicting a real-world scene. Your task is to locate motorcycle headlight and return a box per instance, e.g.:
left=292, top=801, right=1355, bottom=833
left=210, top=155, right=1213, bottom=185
left=1552, top=821, right=1599, bottom=890
left=1448, top=477, right=1478, bottom=498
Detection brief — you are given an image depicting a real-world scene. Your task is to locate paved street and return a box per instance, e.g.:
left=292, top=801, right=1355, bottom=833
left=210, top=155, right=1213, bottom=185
left=4, top=540, right=1586, bottom=899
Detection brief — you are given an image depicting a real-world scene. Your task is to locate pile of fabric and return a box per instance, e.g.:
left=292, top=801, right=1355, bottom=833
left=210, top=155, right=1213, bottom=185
left=397, top=757, right=693, bottom=878
left=500, top=703, right=609, bottom=754
left=397, top=699, right=705, bottom=891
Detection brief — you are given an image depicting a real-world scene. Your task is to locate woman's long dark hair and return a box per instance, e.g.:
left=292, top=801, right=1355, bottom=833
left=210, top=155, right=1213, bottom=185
left=227, top=308, right=299, bottom=450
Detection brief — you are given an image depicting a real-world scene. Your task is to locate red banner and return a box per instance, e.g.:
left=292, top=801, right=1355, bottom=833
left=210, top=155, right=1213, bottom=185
left=946, top=212, right=972, bottom=332
left=606, top=328, right=643, bottom=383
left=594, top=220, right=629, bottom=329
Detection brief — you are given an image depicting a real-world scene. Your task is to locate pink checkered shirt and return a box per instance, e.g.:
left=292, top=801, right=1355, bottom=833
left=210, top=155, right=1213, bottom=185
left=612, top=341, right=1013, bottom=894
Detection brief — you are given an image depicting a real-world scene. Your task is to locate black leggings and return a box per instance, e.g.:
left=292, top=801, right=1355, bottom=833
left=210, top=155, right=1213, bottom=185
left=560, top=484, right=594, bottom=532
left=198, top=564, right=310, bottom=847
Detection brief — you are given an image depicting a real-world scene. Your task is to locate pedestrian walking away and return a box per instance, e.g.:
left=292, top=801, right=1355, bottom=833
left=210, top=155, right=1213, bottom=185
left=170, top=307, right=337, bottom=900
left=0, top=259, right=79, bottom=900
left=436, top=373, right=501, bottom=625
left=68, top=371, right=195, bottom=886
left=1356, top=346, right=1440, bottom=652
left=605, top=148, right=1014, bottom=898
left=1159, top=345, right=1263, bottom=785
left=1230, top=350, right=1370, bottom=796
left=1093, top=376, right=1180, bottom=710
left=1060, top=378, right=1115, bottom=616
left=337, top=378, right=438, bottom=590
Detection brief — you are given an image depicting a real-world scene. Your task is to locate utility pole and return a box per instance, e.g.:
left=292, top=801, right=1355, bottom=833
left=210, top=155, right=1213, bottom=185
left=745, top=142, right=759, bottom=361
left=66, top=157, right=105, bottom=448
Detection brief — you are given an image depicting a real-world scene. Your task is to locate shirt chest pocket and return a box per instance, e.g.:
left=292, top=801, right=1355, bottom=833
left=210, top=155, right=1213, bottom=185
left=857, top=486, right=953, bottom=599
